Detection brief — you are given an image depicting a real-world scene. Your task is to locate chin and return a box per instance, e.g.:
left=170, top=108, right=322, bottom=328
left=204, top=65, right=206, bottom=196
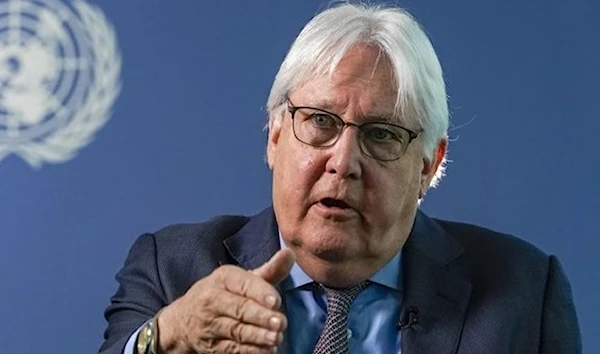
left=293, top=235, right=375, bottom=287
left=305, top=259, right=368, bottom=288
left=305, top=229, right=360, bottom=259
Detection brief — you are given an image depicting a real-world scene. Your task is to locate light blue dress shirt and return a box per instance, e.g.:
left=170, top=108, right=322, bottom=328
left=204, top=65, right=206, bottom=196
left=123, top=239, right=403, bottom=354
left=124, top=326, right=140, bottom=354
left=280, top=235, right=403, bottom=354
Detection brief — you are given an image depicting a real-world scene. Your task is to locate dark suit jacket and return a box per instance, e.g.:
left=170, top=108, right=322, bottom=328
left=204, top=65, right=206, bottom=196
left=98, top=207, right=581, bottom=353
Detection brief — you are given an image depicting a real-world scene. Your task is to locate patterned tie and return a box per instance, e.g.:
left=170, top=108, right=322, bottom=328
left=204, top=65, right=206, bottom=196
left=312, top=282, right=369, bottom=354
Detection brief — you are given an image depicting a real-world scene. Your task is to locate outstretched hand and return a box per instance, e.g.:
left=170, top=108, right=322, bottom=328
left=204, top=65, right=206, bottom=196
left=156, top=249, right=296, bottom=354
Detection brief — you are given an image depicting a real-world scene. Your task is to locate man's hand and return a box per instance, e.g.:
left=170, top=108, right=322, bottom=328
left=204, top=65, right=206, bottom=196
left=155, top=249, right=295, bottom=354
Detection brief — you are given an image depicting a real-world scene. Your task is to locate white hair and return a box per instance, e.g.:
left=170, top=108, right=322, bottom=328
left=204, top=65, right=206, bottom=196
left=266, top=2, right=449, bottom=186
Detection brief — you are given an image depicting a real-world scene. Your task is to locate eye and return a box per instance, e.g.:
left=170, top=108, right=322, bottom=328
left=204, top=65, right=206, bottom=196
left=310, top=113, right=336, bottom=127
left=364, top=126, right=397, bottom=142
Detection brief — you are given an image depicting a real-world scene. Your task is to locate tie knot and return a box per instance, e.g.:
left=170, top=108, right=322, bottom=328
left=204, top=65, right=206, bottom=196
left=321, top=281, right=369, bottom=313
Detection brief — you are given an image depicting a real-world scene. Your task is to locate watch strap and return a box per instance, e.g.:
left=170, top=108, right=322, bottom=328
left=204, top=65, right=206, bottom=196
left=136, top=309, right=164, bottom=354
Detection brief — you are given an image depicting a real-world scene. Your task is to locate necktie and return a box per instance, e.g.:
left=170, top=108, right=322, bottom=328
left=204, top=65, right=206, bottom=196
left=312, top=282, right=369, bottom=354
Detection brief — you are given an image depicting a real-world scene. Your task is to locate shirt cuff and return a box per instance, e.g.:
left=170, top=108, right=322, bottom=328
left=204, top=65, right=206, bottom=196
left=123, top=325, right=144, bottom=354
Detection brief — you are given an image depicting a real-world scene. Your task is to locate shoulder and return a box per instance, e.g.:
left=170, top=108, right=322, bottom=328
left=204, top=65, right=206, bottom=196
left=121, top=213, right=257, bottom=301
left=152, top=214, right=251, bottom=245
left=142, top=214, right=252, bottom=293
left=143, top=214, right=251, bottom=263
left=433, top=218, right=553, bottom=283
left=434, top=218, right=547, bottom=260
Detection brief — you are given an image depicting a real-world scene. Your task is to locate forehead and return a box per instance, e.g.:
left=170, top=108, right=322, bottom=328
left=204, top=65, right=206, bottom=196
left=290, top=45, right=400, bottom=121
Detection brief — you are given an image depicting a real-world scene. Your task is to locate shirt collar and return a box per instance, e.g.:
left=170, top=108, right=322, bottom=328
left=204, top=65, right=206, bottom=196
left=279, top=232, right=402, bottom=291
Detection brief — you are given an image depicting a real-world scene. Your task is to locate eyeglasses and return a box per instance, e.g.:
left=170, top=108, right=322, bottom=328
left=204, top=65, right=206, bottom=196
left=286, top=98, right=421, bottom=161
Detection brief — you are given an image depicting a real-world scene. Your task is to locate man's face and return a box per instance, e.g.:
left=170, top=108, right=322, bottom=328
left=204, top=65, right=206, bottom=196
left=268, top=45, right=444, bottom=287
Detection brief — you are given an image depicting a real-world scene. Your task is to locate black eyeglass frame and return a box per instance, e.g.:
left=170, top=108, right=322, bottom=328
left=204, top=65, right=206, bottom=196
left=286, top=98, right=422, bottom=161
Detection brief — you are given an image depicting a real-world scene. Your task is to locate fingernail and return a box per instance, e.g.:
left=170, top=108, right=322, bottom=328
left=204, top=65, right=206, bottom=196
left=266, top=331, right=278, bottom=344
left=269, top=316, right=281, bottom=330
left=265, top=295, right=277, bottom=308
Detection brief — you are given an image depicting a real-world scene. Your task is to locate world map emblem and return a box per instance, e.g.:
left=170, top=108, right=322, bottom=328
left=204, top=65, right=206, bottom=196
left=0, top=0, right=121, bottom=168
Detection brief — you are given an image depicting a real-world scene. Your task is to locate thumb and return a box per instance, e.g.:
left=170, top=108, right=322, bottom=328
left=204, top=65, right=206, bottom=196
left=253, top=248, right=295, bottom=284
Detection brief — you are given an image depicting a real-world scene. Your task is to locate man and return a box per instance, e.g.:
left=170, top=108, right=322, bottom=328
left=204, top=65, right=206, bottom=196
left=99, top=3, right=581, bottom=354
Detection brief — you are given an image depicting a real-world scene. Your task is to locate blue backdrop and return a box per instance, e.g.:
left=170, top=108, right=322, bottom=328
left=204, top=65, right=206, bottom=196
left=0, top=0, right=597, bottom=353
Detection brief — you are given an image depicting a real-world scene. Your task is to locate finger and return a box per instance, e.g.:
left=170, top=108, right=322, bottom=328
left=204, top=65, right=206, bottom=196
left=212, top=339, right=277, bottom=354
left=209, top=316, right=284, bottom=347
left=216, top=265, right=284, bottom=310
left=212, top=290, right=287, bottom=331
left=252, top=248, right=295, bottom=285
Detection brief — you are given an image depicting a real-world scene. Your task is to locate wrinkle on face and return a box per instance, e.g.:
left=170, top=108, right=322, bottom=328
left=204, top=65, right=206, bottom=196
left=268, top=44, right=429, bottom=287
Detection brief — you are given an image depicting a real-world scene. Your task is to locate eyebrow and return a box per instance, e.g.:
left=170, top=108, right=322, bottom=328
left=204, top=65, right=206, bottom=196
left=361, top=113, right=398, bottom=124
left=320, top=107, right=401, bottom=125
left=299, top=100, right=395, bottom=119
left=290, top=96, right=406, bottom=125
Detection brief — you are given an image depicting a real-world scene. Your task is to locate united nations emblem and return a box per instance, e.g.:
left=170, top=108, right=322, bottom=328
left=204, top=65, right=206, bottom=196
left=0, top=0, right=121, bottom=168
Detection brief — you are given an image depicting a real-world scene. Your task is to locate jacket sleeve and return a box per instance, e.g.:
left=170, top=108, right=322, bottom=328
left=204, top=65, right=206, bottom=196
left=539, top=255, right=582, bottom=353
left=98, top=233, right=167, bottom=354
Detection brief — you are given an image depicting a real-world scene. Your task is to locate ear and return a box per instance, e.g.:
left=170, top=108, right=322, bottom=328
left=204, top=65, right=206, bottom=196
left=419, top=138, right=448, bottom=198
left=266, top=117, right=283, bottom=170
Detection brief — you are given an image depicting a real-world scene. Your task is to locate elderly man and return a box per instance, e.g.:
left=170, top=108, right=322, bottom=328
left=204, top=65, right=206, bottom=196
left=99, top=3, right=581, bottom=354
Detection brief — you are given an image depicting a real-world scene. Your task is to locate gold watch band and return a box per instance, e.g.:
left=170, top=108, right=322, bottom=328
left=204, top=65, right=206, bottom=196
left=136, top=309, right=164, bottom=354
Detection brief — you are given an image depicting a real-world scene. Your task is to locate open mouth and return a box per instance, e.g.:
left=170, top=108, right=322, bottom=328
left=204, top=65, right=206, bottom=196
left=320, top=198, right=350, bottom=209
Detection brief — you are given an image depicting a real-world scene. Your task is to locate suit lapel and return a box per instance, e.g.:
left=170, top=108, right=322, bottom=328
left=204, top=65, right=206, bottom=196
left=401, top=211, right=472, bottom=354
left=223, top=207, right=281, bottom=270
left=222, top=208, right=288, bottom=354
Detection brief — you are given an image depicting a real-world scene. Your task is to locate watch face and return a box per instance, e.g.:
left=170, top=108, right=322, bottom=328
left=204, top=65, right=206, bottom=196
left=137, top=322, right=153, bottom=354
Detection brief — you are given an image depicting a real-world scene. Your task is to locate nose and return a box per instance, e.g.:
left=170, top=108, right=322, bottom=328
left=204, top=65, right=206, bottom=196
left=324, top=126, right=363, bottom=179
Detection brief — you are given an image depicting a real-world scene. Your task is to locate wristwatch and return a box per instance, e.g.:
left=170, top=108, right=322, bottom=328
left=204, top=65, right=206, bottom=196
left=136, top=312, right=161, bottom=354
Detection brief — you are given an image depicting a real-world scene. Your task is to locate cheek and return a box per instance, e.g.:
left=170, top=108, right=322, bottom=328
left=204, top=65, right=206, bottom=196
left=366, top=162, right=421, bottom=218
left=273, top=141, right=323, bottom=209
left=280, top=145, right=319, bottom=185
left=276, top=125, right=318, bottom=175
